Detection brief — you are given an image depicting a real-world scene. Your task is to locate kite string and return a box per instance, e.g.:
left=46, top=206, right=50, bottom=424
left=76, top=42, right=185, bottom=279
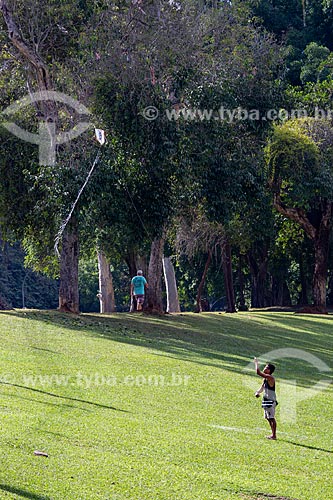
left=54, top=148, right=102, bottom=258
left=122, top=183, right=150, bottom=238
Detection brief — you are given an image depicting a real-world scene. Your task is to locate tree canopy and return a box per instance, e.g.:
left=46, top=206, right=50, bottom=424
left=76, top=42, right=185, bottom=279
left=1, top=0, right=333, bottom=312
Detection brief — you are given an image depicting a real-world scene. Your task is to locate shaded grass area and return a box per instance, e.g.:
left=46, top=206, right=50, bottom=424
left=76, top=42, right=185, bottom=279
left=0, top=310, right=332, bottom=499
left=6, top=309, right=332, bottom=387
left=0, top=484, right=50, bottom=499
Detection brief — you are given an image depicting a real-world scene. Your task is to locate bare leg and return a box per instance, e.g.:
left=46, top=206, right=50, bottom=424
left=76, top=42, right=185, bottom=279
left=266, top=418, right=277, bottom=439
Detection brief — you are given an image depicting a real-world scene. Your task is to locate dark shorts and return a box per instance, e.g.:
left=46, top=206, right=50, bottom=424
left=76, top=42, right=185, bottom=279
left=135, top=294, right=145, bottom=304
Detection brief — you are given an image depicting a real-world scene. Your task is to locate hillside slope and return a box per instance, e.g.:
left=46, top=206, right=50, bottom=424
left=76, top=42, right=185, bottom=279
left=0, top=310, right=332, bottom=500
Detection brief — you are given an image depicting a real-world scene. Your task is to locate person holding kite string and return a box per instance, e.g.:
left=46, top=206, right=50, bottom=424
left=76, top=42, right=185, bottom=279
left=254, top=357, right=278, bottom=440
left=130, top=270, right=148, bottom=311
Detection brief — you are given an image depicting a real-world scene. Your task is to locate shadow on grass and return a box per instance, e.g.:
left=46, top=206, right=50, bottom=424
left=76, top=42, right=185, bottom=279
left=0, top=484, right=50, bottom=499
left=0, top=381, right=128, bottom=412
left=30, top=346, right=59, bottom=354
left=1, top=310, right=332, bottom=389
left=281, top=439, right=333, bottom=454
left=246, top=494, right=298, bottom=500
left=4, top=392, right=91, bottom=412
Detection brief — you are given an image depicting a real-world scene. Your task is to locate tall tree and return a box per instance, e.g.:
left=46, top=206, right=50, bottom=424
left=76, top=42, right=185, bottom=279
left=175, top=212, right=236, bottom=312
left=97, top=249, right=115, bottom=313
left=266, top=118, right=333, bottom=311
left=0, top=0, right=98, bottom=313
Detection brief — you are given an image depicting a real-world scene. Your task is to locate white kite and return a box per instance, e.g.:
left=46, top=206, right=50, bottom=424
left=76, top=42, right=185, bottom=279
left=95, top=128, right=105, bottom=145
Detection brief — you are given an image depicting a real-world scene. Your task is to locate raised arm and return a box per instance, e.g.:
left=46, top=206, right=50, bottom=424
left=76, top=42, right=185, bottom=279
left=254, top=357, right=274, bottom=382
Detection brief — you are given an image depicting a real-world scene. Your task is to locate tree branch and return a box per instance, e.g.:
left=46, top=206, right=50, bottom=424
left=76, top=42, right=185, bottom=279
left=321, top=200, right=333, bottom=229
left=0, top=0, right=52, bottom=92
left=273, top=192, right=316, bottom=240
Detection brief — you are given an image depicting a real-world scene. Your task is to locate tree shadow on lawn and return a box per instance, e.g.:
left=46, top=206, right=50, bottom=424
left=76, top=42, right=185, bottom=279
left=241, top=494, right=299, bottom=500
left=2, top=310, right=332, bottom=390
left=0, top=381, right=128, bottom=412
left=2, top=390, right=92, bottom=412
left=0, top=484, right=50, bottom=500
left=253, top=313, right=333, bottom=340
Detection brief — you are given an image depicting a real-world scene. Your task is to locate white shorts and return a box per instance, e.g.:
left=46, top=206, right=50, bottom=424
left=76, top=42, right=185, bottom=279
left=264, top=401, right=277, bottom=420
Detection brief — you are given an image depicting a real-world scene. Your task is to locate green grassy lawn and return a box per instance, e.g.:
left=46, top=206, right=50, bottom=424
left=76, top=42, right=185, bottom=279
left=0, top=310, right=332, bottom=500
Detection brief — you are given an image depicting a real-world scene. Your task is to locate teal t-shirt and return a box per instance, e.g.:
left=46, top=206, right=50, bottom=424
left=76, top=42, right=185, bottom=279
left=131, top=275, right=147, bottom=295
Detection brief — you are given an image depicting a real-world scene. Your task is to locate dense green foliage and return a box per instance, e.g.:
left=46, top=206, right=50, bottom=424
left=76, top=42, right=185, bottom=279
left=1, top=0, right=333, bottom=311
left=0, top=238, right=58, bottom=309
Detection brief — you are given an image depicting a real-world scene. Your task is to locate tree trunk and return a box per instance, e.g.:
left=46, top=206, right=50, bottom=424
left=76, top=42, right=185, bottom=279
left=247, top=247, right=269, bottom=309
left=298, top=252, right=309, bottom=306
left=237, top=253, right=248, bottom=311
left=327, top=274, right=333, bottom=306
left=221, top=240, right=236, bottom=313
left=312, top=227, right=330, bottom=310
left=97, top=250, right=115, bottom=313
left=271, top=275, right=283, bottom=306
left=136, top=255, right=148, bottom=277
left=125, top=250, right=137, bottom=279
left=283, top=282, right=292, bottom=306
left=146, top=236, right=165, bottom=313
left=162, top=256, right=181, bottom=313
left=195, top=250, right=212, bottom=313
left=271, top=276, right=292, bottom=307
left=301, top=0, right=306, bottom=27
left=58, top=221, right=79, bottom=313
left=251, top=276, right=266, bottom=308
left=274, top=195, right=332, bottom=311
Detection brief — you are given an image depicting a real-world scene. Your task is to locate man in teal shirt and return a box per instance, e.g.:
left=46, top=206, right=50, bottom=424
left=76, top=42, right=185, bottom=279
left=130, top=270, right=148, bottom=311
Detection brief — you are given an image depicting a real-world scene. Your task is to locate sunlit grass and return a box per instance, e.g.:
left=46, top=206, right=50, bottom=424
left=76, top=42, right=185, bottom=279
left=0, top=310, right=332, bottom=499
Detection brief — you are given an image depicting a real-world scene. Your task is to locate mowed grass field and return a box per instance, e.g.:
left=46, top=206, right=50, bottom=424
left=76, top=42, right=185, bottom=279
left=0, top=310, right=332, bottom=500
